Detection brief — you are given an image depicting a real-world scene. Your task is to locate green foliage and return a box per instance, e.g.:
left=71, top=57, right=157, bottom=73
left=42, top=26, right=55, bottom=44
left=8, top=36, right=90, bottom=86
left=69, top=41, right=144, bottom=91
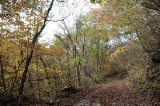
left=128, top=67, right=160, bottom=101
left=90, top=0, right=160, bottom=101
left=90, top=0, right=104, bottom=4
left=132, top=80, right=160, bottom=101
left=0, top=0, right=159, bottom=104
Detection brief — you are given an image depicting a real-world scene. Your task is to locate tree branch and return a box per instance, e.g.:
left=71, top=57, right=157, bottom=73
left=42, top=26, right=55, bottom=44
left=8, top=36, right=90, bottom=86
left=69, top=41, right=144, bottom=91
left=47, top=13, right=70, bottom=22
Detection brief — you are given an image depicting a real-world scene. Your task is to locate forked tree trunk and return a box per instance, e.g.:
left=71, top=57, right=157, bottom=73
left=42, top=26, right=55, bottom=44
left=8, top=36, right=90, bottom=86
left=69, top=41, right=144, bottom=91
left=18, top=0, right=54, bottom=105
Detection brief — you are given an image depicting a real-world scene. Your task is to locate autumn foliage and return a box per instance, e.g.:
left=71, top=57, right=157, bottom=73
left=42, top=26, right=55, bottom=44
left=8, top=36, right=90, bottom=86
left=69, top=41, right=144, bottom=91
left=0, top=0, right=160, bottom=105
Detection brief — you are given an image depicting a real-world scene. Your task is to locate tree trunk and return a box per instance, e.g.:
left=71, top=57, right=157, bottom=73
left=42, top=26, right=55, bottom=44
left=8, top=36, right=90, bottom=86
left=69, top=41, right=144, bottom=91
left=18, top=50, right=34, bottom=105
left=0, top=56, right=7, bottom=92
left=40, top=56, right=54, bottom=103
left=18, top=0, right=54, bottom=105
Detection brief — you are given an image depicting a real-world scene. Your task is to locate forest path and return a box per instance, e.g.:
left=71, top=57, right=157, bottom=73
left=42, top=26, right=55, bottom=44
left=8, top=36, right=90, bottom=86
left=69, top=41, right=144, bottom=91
left=74, top=80, right=158, bottom=106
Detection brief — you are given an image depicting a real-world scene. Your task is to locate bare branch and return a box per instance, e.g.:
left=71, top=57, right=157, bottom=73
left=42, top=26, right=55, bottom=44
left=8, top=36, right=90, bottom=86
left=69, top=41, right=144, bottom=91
left=47, top=13, right=70, bottom=22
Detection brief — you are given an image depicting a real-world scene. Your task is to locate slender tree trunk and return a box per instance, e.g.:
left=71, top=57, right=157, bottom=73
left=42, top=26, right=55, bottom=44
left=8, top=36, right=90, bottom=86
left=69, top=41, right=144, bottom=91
left=40, top=57, right=53, bottom=103
left=58, top=58, right=63, bottom=73
left=18, top=1, right=54, bottom=105
left=82, top=33, right=87, bottom=86
left=76, top=64, right=81, bottom=86
left=66, top=50, right=71, bottom=87
left=36, top=56, right=41, bottom=100
left=10, top=57, right=26, bottom=93
left=0, top=56, right=7, bottom=92
left=28, top=69, right=34, bottom=99
left=18, top=50, right=34, bottom=105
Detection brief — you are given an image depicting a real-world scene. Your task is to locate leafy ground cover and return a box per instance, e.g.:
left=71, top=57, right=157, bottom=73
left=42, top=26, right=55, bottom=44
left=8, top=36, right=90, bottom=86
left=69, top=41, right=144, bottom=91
left=1, top=80, right=159, bottom=106
left=55, top=80, right=159, bottom=106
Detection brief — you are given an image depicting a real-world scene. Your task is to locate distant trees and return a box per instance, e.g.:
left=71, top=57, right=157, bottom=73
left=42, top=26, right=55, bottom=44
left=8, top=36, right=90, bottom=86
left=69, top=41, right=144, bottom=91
left=91, top=0, right=160, bottom=100
left=1, top=0, right=110, bottom=104
left=52, top=12, right=111, bottom=88
left=0, top=0, right=159, bottom=104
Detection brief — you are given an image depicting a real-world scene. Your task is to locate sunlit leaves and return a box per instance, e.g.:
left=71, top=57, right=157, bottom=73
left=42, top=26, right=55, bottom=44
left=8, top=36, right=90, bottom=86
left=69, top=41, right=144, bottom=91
left=0, top=0, right=53, bottom=96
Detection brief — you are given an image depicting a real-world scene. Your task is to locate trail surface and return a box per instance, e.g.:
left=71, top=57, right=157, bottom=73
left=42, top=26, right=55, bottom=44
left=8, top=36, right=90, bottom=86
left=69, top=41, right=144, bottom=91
left=74, top=80, right=159, bottom=106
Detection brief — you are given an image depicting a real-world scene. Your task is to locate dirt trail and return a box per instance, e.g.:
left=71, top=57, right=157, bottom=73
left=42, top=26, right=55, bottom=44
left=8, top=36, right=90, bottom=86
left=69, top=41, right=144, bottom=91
left=74, top=80, right=159, bottom=106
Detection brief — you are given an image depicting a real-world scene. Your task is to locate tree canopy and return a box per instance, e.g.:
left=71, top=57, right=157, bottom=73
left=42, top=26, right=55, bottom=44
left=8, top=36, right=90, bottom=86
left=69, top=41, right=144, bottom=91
left=0, top=0, right=159, bottom=105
